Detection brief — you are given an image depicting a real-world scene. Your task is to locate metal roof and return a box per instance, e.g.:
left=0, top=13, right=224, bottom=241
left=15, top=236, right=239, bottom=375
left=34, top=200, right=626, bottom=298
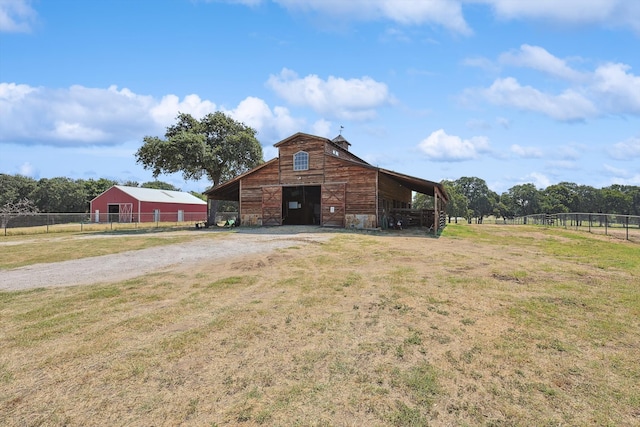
left=114, top=186, right=207, bottom=205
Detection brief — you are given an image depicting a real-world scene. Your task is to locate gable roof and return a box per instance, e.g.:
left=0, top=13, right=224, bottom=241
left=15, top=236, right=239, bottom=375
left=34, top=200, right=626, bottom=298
left=107, top=186, right=206, bottom=205
left=273, top=132, right=369, bottom=165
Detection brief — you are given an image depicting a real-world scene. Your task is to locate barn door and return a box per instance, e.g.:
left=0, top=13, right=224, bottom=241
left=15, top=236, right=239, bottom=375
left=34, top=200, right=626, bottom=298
left=119, top=203, right=133, bottom=223
left=262, top=186, right=282, bottom=226
left=321, top=183, right=346, bottom=227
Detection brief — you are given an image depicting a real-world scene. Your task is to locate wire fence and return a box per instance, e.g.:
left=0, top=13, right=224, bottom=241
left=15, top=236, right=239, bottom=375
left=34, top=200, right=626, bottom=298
left=496, top=213, right=640, bottom=243
left=1, top=212, right=209, bottom=236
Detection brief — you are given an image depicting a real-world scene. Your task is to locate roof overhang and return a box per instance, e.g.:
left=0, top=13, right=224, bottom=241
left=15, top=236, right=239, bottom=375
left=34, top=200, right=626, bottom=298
left=379, top=168, right=449, bottom=202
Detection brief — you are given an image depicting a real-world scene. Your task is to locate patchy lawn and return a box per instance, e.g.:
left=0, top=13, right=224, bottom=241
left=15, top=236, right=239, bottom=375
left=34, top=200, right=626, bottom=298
left=1, top=224, right=638, bottom=426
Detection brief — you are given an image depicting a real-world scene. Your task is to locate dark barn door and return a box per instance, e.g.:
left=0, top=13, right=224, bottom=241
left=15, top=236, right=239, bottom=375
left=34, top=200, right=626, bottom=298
left=282, top=186, right=321, bottom=225
left=262, top=186, right=282, bottom=226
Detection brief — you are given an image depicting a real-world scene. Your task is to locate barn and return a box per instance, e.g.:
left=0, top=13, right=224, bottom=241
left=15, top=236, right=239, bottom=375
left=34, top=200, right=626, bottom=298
left=90, top=185, right=207, bottom=223
left=205, top=132, right=448, bottom=231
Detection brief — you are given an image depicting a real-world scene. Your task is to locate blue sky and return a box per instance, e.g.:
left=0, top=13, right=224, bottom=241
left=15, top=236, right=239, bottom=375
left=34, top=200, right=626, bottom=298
left=1, top=0, right=639, bottom=194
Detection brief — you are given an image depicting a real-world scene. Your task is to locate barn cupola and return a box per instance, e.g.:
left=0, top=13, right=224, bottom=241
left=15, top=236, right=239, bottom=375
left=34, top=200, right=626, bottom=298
left=331, top=134, right=351, bottom=151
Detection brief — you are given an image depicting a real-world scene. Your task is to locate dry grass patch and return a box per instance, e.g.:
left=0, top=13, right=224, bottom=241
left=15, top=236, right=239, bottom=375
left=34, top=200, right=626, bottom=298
left=1, top=224, right=639, bottom=426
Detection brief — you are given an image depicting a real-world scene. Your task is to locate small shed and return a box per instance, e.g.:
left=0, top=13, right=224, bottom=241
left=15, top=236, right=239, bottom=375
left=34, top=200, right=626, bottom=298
left=90, top=185, right=207, bottom=223
left=205, top=132, right=448, bottom=231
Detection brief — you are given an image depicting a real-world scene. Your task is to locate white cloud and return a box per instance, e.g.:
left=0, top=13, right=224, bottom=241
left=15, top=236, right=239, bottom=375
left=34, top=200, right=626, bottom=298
left=470, top=77, right=597, bottom=121
left=18, top=161, right=35, bottom=177
left=559, top=145, right=581, bottom=160
left=608, top=136, right=640, bottom=160
left=417, top=129, right=490, bottom=161
left=0, top=0, right=37, bottom=32
left=271, top=0, right=471, bottom=34
left=224, top=96, right=303, bottom=141
left=510, top=144, right=543, bottom=158
left=603, top=163, right=631, bottom=177
left=0, top=82, right=305, bottom=147
left=465, top=45, right=640, bottom=121
left=51, top=121, right=108, bottom=142
left=523, top=172, right=551, bottom=189
left=311, top=119, right=332, bottom=137
left=0, top=83, right=160, bottom=145
left=267, top=68, right=392, bottom=121
left=150, top=93, right=217, bottom=127
left=602, top=164, right=640, bottom=185
left=215, top=0, right=640, bottom=34
left=474, top=0, right=640, bottom=33
left=499, top=44, right=585, bottom=81
left=592, top=63, right=640, bottom=114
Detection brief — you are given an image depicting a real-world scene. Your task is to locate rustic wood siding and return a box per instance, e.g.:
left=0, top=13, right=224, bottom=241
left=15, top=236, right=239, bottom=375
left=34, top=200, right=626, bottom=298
left=239, top=161, right=279, bottom=217
left=324, top=156, right=377, bottom=215
left=278, top=135, right=326, bottom=185
left=378, top=173, right=412, bottom=207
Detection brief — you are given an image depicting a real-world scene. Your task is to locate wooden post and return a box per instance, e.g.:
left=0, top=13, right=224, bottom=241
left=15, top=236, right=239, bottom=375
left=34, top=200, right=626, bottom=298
left=434, top=191, right=439, bottom=234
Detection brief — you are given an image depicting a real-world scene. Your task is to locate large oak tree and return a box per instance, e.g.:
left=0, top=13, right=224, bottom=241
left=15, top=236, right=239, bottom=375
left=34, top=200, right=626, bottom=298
left=136, top=112, right=263, bottom=188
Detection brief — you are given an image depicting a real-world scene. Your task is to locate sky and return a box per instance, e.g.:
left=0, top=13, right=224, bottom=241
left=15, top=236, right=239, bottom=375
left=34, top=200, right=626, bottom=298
left=1, top=0, right=639, bottom=194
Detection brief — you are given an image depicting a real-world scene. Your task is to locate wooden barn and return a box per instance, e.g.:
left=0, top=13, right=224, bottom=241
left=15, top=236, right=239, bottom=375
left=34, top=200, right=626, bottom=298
left=205, top=132, right=448, bottom=231
left=90, top=185, right=207, bottom=223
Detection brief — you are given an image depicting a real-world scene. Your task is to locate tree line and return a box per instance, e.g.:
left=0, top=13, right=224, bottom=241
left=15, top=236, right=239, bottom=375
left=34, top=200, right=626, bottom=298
left=0, top=174, right=200, bottom=214
left=429, top=177, right=640, bottom=223
left=4, top=173, right=638, bottom=222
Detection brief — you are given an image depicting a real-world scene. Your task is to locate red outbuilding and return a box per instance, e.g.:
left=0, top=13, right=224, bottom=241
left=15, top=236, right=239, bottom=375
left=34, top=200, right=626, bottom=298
left=90, top=185, right=207, bottom=223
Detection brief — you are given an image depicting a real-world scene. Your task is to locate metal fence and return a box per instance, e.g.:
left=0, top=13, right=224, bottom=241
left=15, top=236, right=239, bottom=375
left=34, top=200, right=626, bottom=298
left=497, top=213, right=640, bottom=242
left=1, top=211, right=208, bottom=236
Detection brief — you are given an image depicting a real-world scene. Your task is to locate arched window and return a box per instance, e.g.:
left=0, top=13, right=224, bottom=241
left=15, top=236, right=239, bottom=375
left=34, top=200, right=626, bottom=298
left=293, top=151, right=309, bottom=171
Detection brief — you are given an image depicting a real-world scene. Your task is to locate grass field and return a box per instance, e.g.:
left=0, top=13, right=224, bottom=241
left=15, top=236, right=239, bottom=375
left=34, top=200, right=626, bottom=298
left=1, top=224, right=639, bottom=426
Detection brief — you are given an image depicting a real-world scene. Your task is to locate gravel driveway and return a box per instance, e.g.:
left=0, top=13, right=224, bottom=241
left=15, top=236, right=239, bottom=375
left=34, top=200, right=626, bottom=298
left=0, top=229, right=332, bottom=291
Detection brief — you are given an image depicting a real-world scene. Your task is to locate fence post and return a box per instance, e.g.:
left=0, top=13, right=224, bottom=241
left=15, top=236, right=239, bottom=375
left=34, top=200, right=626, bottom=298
left=626, top=215, right=629, bottom=241
left=588, top=214, right=591, bottom=233
left=605, top=215, right=608, bottom=235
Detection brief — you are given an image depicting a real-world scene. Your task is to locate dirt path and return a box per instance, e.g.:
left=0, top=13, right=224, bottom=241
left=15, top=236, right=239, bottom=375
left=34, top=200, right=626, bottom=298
left=0, top=231, right=332, bottom=291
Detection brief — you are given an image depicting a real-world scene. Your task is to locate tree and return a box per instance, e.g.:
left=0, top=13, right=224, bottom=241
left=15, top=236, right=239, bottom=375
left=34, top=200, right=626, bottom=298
left=412, top=192, right=434, bottom=210
left=441, top=180, right=468, bottom=223
left=601, top=185, right=632, bottom=214
left=541, top=183, right=578, bottom=214
left=503, top=183, right=541, bottom=219
left=136, top=112, right=263, bottom=222
left=0, top=174, right=37, bottom=207
left=455, top=177, right=495, bottom=223
left=31, top=177, right=87, bottom=212
left=141, top=180, right=180, bottom=191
